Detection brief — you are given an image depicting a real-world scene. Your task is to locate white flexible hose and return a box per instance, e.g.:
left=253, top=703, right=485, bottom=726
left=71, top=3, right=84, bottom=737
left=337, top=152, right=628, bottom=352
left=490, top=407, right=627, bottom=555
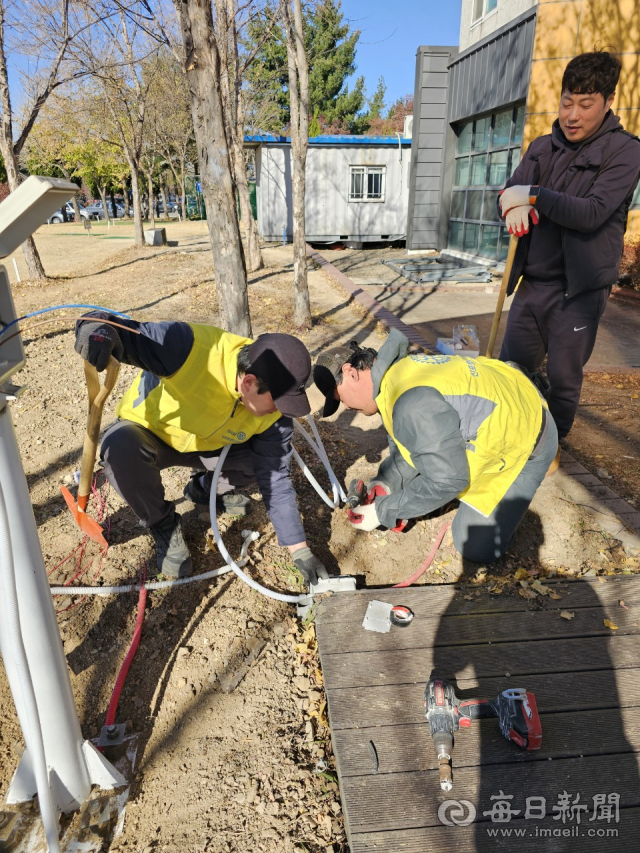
left=0, top=482, right=62, bottom=853
left=49, top=531, right=258, bottom=596
left=294, top=416, right=348, bottom=507
left=50, top=416, right=345, bottom=603
left=210, top=445, right=306, bottom=603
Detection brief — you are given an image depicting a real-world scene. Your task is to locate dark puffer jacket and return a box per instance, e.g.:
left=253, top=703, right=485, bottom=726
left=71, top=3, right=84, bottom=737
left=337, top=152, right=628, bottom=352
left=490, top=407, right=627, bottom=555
left=504, top=112, right=640, bottom=297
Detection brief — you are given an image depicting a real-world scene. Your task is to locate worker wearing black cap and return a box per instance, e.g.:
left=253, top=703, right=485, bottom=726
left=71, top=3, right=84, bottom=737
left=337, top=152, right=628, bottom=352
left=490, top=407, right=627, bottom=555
left=75, top=313, right=328, bottom=584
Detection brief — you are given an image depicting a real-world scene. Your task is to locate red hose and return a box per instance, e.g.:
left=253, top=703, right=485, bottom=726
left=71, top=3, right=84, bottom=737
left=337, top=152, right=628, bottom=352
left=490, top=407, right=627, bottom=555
left=393, top=520, right=451, bottom=588
left=104, top=586, right=147, bottom=727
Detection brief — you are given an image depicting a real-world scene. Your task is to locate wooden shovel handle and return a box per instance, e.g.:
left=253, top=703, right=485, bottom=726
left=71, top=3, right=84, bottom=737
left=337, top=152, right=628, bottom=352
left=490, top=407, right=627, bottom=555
left=78, top=357, right=120, bottom=507
left=486, top=235, right=518, bottom=359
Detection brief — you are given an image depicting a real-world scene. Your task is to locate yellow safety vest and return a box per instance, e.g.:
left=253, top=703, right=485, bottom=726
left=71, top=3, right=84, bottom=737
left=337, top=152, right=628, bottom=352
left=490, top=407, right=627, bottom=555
left=375, top=354, right=546, bottom=517
left=116, top=324, right=281, bottom=453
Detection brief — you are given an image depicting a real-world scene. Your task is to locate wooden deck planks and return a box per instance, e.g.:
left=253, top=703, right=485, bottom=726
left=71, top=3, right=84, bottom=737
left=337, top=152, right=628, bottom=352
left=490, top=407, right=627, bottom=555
left=316, top=577, right=640, bottom=852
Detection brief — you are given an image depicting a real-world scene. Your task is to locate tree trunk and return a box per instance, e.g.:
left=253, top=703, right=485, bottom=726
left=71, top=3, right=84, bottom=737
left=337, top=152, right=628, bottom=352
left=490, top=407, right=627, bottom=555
left=148, top=172, right=156, bottom=229
left=98, top=185, right=108, bottom=220
left=233, top=139, right=263, bottom=272
left=122, top=179, right=130, bottom=218
left=129, top=165, right=145, bottom=246
left=181, top=175, right=187, bottom=221
left=282, top=0, right=310, bottom=327
left=61, top=168, right=81, bottom=222
left=174, top=0, right=251, bottom=336
left=160, top=184, right=169, bottom=221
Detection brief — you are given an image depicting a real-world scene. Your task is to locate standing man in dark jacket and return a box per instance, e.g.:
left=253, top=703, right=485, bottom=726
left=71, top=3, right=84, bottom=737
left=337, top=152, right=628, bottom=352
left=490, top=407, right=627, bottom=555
left=498, top=51, right=640, bottom=444
left=74, top=313, right=328, bottom=586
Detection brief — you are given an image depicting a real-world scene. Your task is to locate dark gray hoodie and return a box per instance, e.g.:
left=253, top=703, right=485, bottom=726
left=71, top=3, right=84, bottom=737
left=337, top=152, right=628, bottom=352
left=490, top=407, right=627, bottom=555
left=504, top=111, right=640, bottom=297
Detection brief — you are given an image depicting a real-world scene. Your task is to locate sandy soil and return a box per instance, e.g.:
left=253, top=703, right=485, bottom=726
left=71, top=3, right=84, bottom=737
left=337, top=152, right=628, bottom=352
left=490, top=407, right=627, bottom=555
left=0, top=223, right=638, bottom=852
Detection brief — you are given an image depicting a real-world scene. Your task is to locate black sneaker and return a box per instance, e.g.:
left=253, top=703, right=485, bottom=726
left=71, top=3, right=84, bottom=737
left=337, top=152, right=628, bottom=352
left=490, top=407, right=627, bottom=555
left=183, top=472, right=211, bottom=505
left=150, top=512, right=192, bottom=578
left=183, top=474, right=251, bottom=517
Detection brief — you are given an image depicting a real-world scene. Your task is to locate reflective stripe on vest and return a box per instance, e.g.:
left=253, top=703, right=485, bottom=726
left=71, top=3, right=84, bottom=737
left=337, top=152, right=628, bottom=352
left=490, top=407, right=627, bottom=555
left=375, top=354, right=545, bottom=517
left=116, top=324, right=281, bottom=453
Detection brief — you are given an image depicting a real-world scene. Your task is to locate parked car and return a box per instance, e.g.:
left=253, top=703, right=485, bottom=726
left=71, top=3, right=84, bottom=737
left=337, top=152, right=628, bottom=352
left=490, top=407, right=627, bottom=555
left=47, top=202, right=89, bottom=224
left=84, top=200, right=126, bottom=220
left=155, top=199, right=179, bottom=215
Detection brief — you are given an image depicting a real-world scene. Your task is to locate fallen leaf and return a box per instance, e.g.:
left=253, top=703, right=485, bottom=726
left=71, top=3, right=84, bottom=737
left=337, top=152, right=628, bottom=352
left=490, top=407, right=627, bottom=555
left=548, top=590, right=562, bottom=600
left=519, top=588, right=538, bottom=601
left=604, top=619, right=619, bottom=630
left=560, top=611, right=575, bottom=620
left=619, top=599, right=628, bottom=609
left=514, top=568, right=529, bottom=580
left=531, top=580, right=552, bottom=596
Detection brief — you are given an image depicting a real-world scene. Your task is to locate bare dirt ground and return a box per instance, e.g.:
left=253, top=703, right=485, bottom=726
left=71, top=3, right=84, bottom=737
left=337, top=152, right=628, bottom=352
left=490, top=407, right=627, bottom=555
left=0, top=222, right=638, bottom=852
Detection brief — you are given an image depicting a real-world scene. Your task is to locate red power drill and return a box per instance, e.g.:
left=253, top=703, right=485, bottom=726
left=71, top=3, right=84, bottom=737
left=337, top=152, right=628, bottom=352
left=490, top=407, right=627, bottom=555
left=424, top=677, right=542, bottom=791
left=345, top=478, right=407, bottom=532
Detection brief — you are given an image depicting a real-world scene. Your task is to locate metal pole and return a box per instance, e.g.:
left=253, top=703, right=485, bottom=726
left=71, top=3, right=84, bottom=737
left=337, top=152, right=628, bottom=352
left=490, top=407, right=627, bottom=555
left=0, top=401, right=94, bottom=811
left=0, top=397, right=124, bottom=814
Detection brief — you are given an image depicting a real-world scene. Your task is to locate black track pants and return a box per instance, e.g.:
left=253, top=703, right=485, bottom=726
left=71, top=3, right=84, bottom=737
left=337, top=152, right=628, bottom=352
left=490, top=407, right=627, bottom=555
left=499, top=280, right=610, bottom=439
left=100, top=420, right=256, bottom=528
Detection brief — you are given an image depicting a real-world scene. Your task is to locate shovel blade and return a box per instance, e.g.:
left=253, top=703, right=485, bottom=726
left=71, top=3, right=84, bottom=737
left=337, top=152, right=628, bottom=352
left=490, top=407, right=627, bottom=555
left=60, top=485, right=108, bottom=548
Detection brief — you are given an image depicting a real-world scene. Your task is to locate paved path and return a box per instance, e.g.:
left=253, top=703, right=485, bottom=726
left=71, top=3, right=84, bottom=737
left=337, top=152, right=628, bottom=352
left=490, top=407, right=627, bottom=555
left=310, top=246, right=640, bottom=552
left=314, top=247, right=640, bottom=371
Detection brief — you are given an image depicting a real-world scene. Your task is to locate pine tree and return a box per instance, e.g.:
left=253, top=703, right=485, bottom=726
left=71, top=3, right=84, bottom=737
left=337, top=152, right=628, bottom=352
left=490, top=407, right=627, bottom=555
left=245, top=0, right=366, bottom=133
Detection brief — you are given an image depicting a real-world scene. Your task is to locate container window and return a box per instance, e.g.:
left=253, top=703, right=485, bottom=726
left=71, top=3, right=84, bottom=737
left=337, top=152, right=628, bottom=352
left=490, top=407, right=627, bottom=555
left=349, top=165, right=385, bottom=202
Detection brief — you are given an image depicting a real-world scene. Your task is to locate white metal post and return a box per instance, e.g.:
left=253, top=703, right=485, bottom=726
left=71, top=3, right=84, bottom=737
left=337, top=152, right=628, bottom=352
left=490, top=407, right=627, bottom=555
left=0, top=178, right=125, bottom=836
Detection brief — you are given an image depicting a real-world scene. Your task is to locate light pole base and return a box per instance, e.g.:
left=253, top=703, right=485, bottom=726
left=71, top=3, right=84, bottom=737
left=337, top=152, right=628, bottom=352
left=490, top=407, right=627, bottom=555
left=6, top=741, right=126, bottom=810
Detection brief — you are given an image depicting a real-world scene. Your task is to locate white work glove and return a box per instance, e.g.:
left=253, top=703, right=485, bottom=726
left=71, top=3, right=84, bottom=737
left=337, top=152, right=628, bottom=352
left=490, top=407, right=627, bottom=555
left=348, top=502, right=381, bottom=532
left=504, top=205, right=539, bottom=237
left=499, top=185, right=532, bottom=216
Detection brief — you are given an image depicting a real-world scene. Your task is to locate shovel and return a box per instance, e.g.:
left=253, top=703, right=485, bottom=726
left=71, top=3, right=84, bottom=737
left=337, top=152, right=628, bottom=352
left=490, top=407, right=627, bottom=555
left=486, top=235, right=518, bottom=358
left=61, top=356, right=120, bottom=547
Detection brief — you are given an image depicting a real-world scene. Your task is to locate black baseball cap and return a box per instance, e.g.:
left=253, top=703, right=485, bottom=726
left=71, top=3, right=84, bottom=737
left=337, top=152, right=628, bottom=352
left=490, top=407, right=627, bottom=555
left=246, top=333, right=311, bottom=418
left=313, top=345, right=355, bottom=417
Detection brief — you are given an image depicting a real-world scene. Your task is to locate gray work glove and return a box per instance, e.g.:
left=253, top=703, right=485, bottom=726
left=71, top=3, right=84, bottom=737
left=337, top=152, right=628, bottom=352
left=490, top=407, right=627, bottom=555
left=75, top=320, right=124, bottom=372
left=293, top=547, right=329, bottom=587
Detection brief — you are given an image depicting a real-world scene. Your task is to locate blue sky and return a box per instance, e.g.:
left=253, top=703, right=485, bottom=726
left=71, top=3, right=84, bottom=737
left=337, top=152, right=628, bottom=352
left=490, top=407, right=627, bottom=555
left=339, top=0, right=462, bottom=107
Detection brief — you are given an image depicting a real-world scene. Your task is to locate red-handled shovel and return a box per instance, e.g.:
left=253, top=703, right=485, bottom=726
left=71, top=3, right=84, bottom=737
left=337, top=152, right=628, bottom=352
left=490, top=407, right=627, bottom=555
left=61, top=356, right=120, bottom=547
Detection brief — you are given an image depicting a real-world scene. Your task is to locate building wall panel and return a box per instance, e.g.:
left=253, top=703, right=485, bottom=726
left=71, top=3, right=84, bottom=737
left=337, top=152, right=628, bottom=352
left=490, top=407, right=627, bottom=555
left=407, top=45, right=458, bottom=251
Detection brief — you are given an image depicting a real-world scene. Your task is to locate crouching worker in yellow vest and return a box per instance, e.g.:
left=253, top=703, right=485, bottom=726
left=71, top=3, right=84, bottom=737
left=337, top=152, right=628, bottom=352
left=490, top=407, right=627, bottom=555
left=313, top=329, right=558, bottom=563
left=74, top=312, right=328, bottom=585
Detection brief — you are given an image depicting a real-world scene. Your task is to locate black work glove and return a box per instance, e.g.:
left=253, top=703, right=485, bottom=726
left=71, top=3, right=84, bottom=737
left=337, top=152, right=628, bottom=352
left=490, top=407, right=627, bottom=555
left=293, top=547, right=329, bottom=588
left=75, top=320, right=124, bottom=372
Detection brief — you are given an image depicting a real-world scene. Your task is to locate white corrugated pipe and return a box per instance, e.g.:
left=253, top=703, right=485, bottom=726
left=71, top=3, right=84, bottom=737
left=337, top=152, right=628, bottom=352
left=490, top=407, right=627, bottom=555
left=209, top=445, right=306, bottom=603
left=0, top=481, right=61, bottom=853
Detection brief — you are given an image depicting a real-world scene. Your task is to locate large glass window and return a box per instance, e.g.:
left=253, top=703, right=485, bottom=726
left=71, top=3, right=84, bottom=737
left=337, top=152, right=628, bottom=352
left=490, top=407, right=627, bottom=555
left=448, top=104, right=525, bottom=261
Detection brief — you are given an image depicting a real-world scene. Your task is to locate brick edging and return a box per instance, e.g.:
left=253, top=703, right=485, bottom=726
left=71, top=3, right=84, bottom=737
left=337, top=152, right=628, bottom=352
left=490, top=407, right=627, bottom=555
left=611, top=286, right=640, bottom=307
left=306, top=246, right=431, bottom=350
left=558, top=449, right=640, bottom=551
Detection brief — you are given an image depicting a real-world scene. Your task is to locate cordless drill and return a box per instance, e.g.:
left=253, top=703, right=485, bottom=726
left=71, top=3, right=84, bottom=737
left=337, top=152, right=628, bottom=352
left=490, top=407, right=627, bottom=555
left=424, top=677, right=542, bottom=791
left=345, top=478, right=407, bottom=532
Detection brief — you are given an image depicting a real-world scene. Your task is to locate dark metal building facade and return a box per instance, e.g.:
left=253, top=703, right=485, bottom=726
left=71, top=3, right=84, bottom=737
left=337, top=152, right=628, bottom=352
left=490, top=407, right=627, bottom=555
left=407, top=7, right=537, bottom=256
